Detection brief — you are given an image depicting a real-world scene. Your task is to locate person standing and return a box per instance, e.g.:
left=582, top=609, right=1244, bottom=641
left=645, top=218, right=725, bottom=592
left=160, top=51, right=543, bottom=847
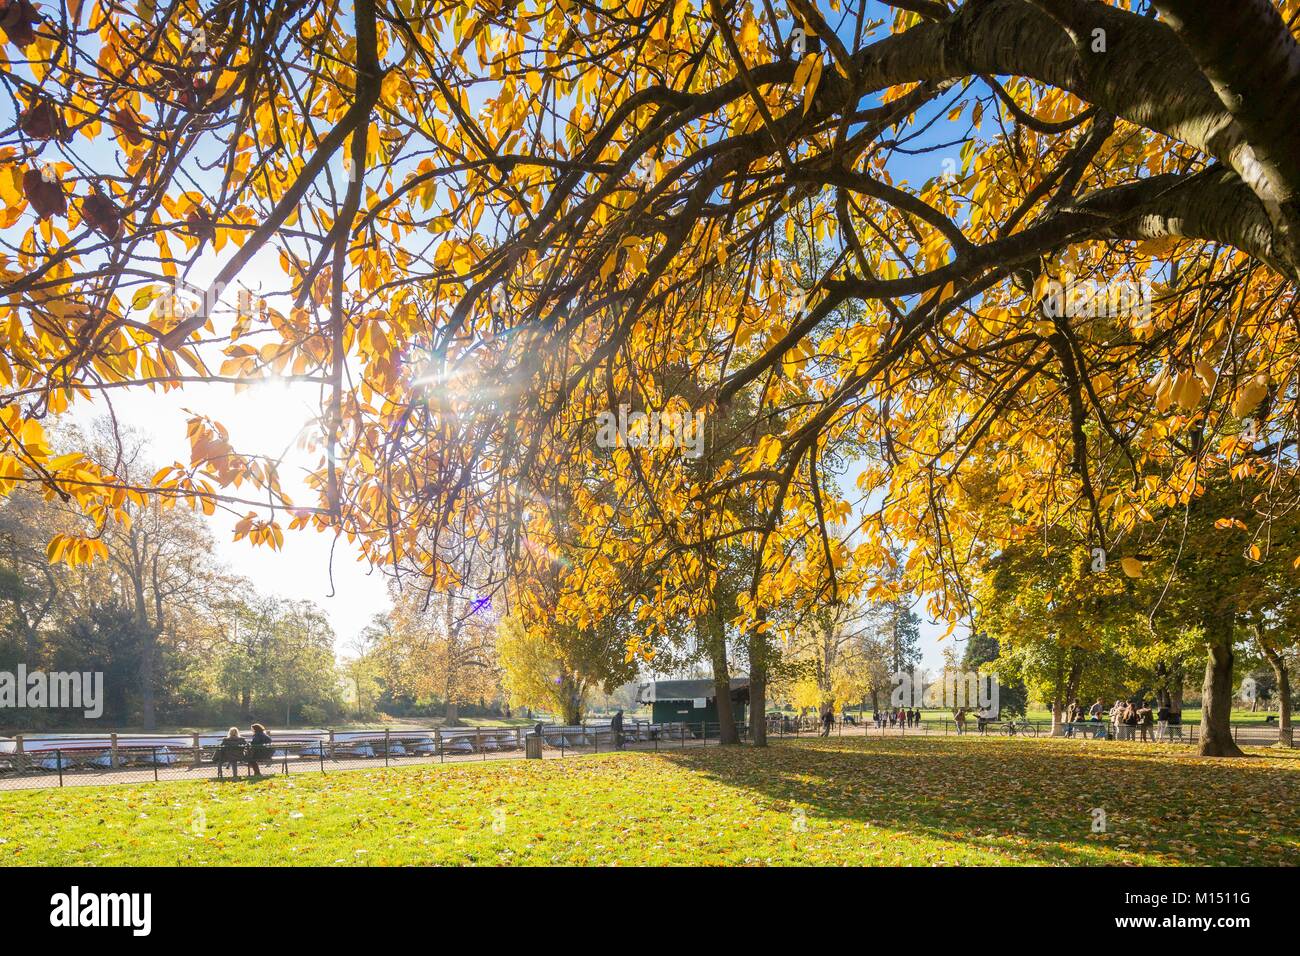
left=610, top=708, right=624, bottom=750
left=1137, top=702, right=1154, bottom=742
left=1121, top=701, right=1138, bottom=740
left=821, top=706, right=834, bottom=737
left=1109, top=699, right=1124, bottom=739
left=1156, top=701, right=1171, bottom=742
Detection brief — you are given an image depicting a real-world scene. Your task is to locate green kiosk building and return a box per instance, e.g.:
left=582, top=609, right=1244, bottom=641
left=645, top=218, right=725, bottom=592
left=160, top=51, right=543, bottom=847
left=637, top=678, right=750, bottom=727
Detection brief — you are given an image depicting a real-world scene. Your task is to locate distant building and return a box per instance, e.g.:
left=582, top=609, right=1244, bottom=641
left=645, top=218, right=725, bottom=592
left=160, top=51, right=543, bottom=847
left=637, top=678, right=750, bottom=726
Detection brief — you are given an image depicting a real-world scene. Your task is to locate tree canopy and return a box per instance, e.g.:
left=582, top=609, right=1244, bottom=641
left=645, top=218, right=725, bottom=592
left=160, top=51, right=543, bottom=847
left=4, top=0, right=1300, bottom=753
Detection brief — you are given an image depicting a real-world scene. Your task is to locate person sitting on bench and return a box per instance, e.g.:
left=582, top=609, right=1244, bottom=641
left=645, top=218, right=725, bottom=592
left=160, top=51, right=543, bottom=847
left=215, top=728, right=247, bottom=779
left=248, top=723, right=273, bottom=776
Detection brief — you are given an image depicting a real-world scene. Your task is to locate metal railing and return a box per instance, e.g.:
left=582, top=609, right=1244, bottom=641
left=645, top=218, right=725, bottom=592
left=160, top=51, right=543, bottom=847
left=768, top=714, right=1296, bottom=748
left=0, top=720, right=748, bottom=792
left=2, top=716, right=1291, bottom=792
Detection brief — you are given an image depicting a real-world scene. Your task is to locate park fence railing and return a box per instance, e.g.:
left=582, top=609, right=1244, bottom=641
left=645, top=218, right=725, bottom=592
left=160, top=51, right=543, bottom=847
left=769, top=714, right=1295, bottom=749
left=0, top=720, right=748, bottom=792
left=1, top=716, right=1292, bottom=793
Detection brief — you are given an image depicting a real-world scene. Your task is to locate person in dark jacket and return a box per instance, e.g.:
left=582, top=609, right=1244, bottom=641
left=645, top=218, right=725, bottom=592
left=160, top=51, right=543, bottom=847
left=248, top=723, right=273, bottom=776
left=216, top=727, right=246, bottom=779
left=610, top=709, right=624, bottom=750
left=821, top=707, right=834, bottom=737
left=1136, top=703, right=1154, bottom=742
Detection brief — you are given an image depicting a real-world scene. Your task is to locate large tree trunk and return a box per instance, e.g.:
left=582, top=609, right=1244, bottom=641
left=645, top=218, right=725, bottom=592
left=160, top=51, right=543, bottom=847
left=560, top=673, right=583, bottom=726
left=1171, top=662, right=1185, bottom=715
left=140, top=647, right=156, bottom=728
left=131, top=567, right=158, bottom=730
left=1154, top=662, right=1171, bottom=710
left=1065, top=659, right=1082, bottom=712
left=704, top=614, right=739, bottom=745
left=1199, top=616, right=1245, bottom=757
left=138, top=633, right=156, bottom=731
left=1259, top=640, right=1293, bottom=748
left=1049, top=649, right=1064, bottom=736
left=748, top=622, right=768, bottom=747
left=444, top=699, right=460, bottom=726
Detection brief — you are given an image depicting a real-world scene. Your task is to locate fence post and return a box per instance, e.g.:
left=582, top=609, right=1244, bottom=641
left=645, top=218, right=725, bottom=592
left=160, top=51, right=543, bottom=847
left=153, top=747, right=159, bottom=782
left=192, top=733, right=201, bottom=768
left=437, top=727, right=444, bottom=763
left=14, top=735, right=22, bottom=774
left=320, top=738, right=326, bottom=774
left=328, top=729, right=335, bottom=763
left=110, top=732, right=119, bottom=769
left=57, top=748, right=64, bottom=787
left=384, top=728, right=391, bottom=767
left=516, top=727, right=523, bottom=751
left=592, top=721, right=598, bottom=754
left=476, top=727, right=484, bottom=760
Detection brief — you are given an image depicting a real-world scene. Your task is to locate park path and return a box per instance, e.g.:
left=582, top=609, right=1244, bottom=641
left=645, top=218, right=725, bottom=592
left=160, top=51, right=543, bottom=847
left=1, top=719, right=1290, bottom=793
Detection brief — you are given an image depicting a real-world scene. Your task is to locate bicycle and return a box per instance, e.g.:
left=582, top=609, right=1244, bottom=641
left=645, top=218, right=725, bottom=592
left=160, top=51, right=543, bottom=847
left=1001, top=716, right=1038, bottom=737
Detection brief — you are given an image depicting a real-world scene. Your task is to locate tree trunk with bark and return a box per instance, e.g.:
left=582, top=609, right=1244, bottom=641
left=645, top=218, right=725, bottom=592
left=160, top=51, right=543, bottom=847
left=748, top=621, right=768, bottom=747
left=1065, top=659, right=1082, bottom=713
left=138, top=638, right=156, bottom=731
left=1049, top=648, right=1064, bottom=736
left=1259, top=640, right=1293, bottom=748
left=703, top=613, right=739, bottom=745
left=1199, top=614, right=1245, bottom=757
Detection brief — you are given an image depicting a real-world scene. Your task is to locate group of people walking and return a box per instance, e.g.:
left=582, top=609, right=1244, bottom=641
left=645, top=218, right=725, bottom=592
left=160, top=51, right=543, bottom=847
left=870, top=707, right=922, bottom=729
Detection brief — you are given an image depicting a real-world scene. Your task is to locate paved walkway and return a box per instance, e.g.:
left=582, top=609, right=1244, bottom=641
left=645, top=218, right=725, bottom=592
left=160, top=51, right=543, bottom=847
left=2, top=720, right=1290, bottom=793
left=0, top=733, right=718, bottom=792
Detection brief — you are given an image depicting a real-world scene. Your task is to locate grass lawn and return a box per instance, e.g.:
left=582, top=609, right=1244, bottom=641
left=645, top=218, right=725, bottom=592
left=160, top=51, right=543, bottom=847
left=2, top=736, right=1297, bottom=866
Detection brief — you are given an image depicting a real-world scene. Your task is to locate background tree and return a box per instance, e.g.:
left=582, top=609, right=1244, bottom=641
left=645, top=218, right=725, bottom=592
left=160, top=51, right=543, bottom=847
left=496, top=613, right=635, bottom=725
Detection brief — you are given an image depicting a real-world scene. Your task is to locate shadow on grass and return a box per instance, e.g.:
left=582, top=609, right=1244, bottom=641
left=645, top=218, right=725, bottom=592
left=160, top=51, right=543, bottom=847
left=651, top=736, right=1300, bottom=866
left=211, top=773, right=279, bottom=786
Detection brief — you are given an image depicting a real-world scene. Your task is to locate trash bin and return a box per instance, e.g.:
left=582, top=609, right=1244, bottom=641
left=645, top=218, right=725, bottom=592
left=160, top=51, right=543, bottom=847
left=525, top=733, right=542, bottom=760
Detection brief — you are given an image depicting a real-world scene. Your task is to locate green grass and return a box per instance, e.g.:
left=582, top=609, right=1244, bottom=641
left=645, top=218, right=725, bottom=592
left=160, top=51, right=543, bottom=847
left=2, top=736, right=1297, bottom=866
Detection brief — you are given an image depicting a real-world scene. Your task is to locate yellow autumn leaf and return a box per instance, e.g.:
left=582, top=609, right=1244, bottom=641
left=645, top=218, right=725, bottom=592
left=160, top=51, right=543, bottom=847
left=1232, top=373, right=1269, bottom=417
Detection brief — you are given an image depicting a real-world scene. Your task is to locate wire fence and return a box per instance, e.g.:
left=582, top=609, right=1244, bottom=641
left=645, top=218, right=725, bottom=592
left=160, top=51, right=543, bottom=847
left=1, top=716, right=1292, bottom=792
